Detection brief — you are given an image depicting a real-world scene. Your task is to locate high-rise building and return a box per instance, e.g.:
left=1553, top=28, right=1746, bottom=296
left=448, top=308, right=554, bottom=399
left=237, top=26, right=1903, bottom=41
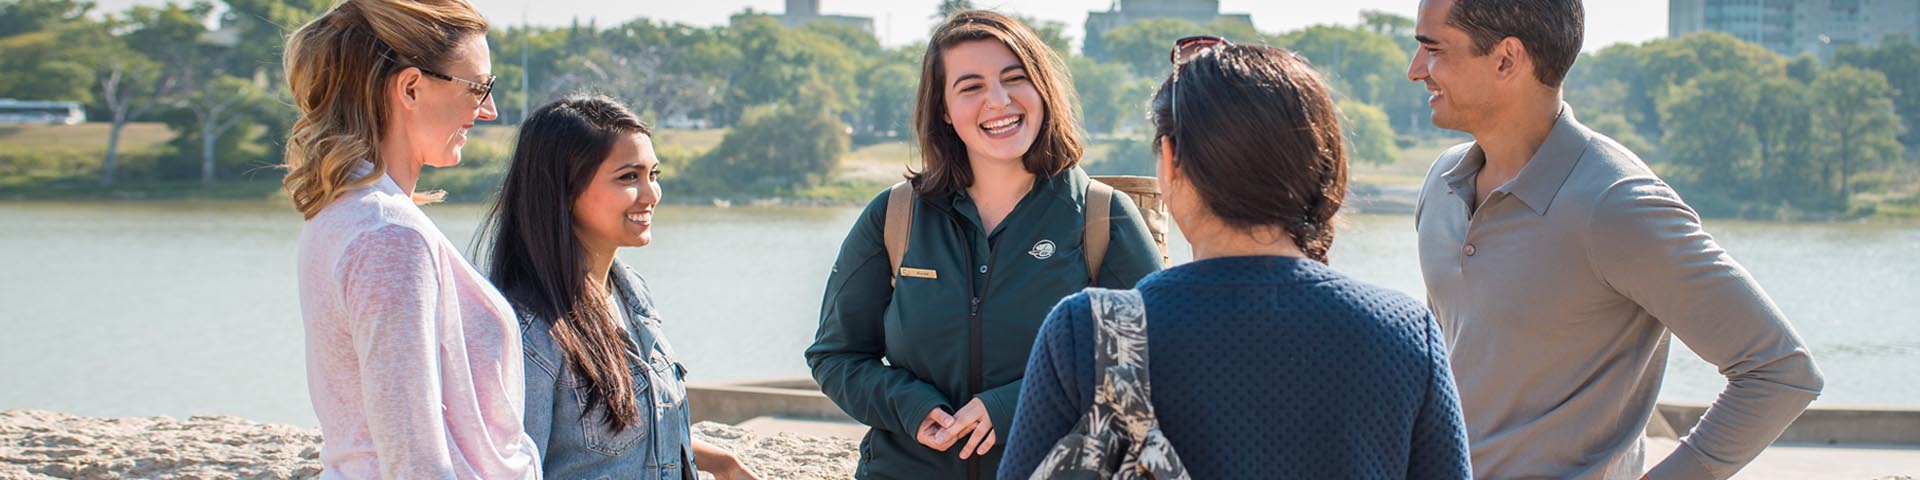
left=1669, top=0, right=1920, bottom=59
left=778, top=0, right=874, bottom=35
left=1084, top=0, right=1254, bottom=60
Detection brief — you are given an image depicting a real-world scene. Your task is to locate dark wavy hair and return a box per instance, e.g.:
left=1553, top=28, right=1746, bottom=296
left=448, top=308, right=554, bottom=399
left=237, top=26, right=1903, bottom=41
left=477, top=95, right=650, bottom=432
left=1150, top=45, right=1348, bottom=263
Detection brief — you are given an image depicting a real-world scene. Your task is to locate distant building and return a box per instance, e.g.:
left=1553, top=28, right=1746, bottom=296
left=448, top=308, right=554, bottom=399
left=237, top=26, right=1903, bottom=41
left=778, top=0, right=874, bottom=35
left=0, top=99, right=85, bottom=125
left=1084, top=0, right=1254, bottom=60
left=1669, top=0, right=1920, bottom=60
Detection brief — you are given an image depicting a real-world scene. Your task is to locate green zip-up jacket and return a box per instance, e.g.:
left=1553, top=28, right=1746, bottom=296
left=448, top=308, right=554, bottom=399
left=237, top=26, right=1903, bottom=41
left=807, top=167, right=1162, bottom=479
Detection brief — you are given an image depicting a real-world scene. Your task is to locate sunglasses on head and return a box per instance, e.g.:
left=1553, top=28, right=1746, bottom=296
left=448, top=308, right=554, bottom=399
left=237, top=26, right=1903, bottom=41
left=1170, top=35, right=1229, bottom=65
left=1167, top=36, right=1230, bottom=142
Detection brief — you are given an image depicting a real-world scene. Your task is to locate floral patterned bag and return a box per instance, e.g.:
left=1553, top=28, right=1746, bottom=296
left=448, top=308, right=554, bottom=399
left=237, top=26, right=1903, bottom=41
left=1031, top=288, right=1190, bottom=480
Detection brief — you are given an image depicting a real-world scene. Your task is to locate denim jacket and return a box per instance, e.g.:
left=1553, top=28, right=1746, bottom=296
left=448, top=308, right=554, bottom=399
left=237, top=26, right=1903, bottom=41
left=520, top=263, right=697, bottom=480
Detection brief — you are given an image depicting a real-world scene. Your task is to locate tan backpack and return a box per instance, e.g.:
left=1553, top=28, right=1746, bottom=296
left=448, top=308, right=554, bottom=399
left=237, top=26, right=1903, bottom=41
left=883, top=175, right=1171, bottom=285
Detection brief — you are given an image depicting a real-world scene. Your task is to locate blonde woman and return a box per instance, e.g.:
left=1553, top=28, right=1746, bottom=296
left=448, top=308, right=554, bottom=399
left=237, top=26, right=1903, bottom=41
left=283, top=0, right=539, bottom=477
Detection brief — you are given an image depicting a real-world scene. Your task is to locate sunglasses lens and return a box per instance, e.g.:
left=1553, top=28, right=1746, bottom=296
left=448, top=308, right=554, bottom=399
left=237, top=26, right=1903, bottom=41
left=1170, top=36, right=1226, bottom=64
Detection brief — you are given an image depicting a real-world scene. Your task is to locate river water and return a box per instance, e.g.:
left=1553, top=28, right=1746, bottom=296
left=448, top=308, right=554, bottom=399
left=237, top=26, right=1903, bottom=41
left=1, top=201, right=1914, bottom=426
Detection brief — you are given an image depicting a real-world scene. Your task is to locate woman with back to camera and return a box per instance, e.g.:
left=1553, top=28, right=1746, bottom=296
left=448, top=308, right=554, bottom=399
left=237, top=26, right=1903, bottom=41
left=806, top=10, right=1163, bottom=479
left=997, top=40, right=1472, bottom=479
left=284, top=0, right=539, bottom=477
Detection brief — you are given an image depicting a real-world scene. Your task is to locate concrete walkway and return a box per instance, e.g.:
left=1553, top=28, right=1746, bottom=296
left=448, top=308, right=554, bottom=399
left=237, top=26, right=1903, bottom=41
left=730, top=418, right=1920, bottom=479
left=1645, top=437, right=1919, bottom=480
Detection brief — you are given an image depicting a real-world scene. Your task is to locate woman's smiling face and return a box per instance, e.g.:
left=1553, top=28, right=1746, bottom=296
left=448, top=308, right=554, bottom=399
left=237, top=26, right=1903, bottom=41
left=941, top=39, right=1044, bottom=168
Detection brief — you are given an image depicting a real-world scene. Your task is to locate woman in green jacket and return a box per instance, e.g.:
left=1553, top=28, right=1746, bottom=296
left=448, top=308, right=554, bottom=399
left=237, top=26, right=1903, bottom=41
left=805, top=10, right=1161, bottom=480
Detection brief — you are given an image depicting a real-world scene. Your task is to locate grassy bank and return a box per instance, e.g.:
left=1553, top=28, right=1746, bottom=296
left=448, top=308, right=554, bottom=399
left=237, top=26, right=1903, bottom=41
left=5, top=123, right=1916, bottom=219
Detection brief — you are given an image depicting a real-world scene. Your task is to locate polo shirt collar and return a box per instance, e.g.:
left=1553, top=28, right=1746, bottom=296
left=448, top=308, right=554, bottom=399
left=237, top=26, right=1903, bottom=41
left=1507, top=104, right=1592, bottom=215
left=1439, top=103, right=1592, bottom=216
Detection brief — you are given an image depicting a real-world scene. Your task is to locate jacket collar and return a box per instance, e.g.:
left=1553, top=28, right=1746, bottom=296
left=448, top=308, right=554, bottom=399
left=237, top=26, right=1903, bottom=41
left=931, top=166, right=1086, bottom=214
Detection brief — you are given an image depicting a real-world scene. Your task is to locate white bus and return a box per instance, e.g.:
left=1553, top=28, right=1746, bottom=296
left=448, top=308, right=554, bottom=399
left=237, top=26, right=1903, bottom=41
left=0, top=99, right=86, bottom=125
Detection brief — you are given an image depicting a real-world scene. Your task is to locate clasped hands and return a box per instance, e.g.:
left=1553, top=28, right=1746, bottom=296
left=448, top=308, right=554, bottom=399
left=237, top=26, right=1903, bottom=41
left=915, top=397, right=997, bottom=459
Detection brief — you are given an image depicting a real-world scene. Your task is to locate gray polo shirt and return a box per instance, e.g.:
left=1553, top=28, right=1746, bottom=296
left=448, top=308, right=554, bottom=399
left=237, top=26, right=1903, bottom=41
left=1414, top=104, right=1824, bottom=480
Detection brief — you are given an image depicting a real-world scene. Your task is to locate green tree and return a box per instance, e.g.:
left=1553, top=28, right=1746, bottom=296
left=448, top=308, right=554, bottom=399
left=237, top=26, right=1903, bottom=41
left=1013, top=15, right=1072, bottom=55
left=1785, top=54, right=1819, bottom=84
left=1835, top=37, right=1920, bottom=147
left=1746, top=76, right=1816, bottom=202
left=854, top=59, right=917, bottom=140
left=1068, top=57, right=1138, bottom=135
left=1583, top=112, right=1656, bottom=160
left=1659, top=71, right=1825, bottom=214
left=1276, top=25, right=1407, bottom=105
left=0, top=0, right=94, bottom=102
left=1812, top=66, right=1905, bottom=206
left=1339, top=100, right=1399, bottom=165
left=83, top=28, right=175, bottom=185
left=78, top=2, right=209, bottom=185
left=0, top=0, right=87, bottom=38
left=1098, top=18, right=1200, bottom=78
left=178, top=76, right=270, bottom=184
left=1659, top=72, right=1758, bottom=197
left=1359, top=10, right=1414, bottom=40
left=1634, top=32, right=1784, bottom=136
left=1566, top=43, right=1646, bottom=130
left=0, top=28, right=92, bottom=102
left=695, top=97, right=849, bottom=192
left=715, top=13, right=860, bottom=124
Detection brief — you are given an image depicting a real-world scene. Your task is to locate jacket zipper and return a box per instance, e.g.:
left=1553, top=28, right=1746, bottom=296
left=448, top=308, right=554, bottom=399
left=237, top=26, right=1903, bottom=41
left=960, top=220, right=997, bottom=480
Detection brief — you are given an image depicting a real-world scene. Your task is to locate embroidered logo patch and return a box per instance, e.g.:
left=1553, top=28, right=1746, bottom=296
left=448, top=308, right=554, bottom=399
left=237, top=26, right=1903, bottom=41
left=1029, top=239, right=1056, bottom=259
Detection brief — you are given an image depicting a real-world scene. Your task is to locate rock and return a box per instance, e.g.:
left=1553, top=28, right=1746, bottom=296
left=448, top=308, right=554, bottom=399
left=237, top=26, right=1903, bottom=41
left=1, top=410, right=857, bottom=479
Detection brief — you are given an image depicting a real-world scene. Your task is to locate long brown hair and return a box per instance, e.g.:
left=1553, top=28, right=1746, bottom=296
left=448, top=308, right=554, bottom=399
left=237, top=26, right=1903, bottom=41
left=910, top=10, right=1082, bottom=197
left=479, top=96, right=652, bottom=432
left=282, top=0, right=488, bottom=219
left=1150, top=45, right=1348, bottom=262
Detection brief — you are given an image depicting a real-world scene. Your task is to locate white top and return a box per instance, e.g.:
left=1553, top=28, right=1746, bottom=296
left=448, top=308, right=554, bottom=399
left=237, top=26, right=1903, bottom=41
left=296, top=161, right=540, bottom=479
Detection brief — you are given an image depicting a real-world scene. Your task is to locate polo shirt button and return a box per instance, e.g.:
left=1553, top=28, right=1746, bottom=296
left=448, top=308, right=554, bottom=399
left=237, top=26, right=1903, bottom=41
left=1464, top=244, right=1477, bottom=256
left=979, top=265, right=988, bottom=274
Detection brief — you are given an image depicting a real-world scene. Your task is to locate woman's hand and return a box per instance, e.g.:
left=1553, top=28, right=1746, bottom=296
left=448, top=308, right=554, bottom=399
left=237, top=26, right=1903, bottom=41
left=708, top=458, right=763, bottom=480
left=950, top=397, right=996, bottom=459
left=916, top=406, right=961, bottom=450
left=693, top=439, right=762, bottom=480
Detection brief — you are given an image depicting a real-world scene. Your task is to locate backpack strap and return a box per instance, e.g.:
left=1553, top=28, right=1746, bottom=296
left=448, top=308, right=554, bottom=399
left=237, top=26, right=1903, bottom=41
left=884, top=181, right=915, bottom=283
left=1083, top=180, right=1114, bottom=284
left=1086, top=288, right=1148, bottom=392
left=1032, top=289, right=1190, bottom=479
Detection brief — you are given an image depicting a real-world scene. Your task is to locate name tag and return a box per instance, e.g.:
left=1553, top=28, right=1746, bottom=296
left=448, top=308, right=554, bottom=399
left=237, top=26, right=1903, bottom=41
left=899, top=267, right=938, bottom=279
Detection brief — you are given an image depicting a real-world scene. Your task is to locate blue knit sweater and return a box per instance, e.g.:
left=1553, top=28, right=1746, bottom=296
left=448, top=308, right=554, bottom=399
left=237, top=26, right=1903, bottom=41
left=998, top=256, right=1471, bottom=479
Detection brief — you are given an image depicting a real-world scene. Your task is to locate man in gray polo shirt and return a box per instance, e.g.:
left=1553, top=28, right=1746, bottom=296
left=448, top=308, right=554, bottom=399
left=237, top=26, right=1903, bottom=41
left=1407, top=0, right=1824, bottom=478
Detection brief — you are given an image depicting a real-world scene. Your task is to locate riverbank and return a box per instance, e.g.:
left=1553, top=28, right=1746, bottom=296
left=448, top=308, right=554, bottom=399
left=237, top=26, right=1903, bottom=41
left=0, top=178, right=1425, bottom=213
left=0, top=409, right=857, bottom=479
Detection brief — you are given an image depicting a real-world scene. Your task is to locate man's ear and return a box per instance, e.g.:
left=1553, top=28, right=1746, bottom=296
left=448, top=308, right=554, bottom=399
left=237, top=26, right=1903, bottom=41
left=1495, top=37, right=1530, bottom=82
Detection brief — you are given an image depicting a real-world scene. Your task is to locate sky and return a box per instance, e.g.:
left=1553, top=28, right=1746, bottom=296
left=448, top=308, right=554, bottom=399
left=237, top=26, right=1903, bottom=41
left=96, top=0, right=1671, bottom=53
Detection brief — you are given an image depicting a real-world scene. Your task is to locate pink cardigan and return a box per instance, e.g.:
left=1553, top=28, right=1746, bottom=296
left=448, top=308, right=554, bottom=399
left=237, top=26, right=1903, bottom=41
left=296, top=162, right=540, bottom=479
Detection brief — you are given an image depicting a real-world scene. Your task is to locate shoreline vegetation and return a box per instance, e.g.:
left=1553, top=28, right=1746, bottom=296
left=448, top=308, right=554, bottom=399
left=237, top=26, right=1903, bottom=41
left=0, top=124, right=1437, bottom=212
left=2, top=2, right=1917, bottom=221
left=6, top=124, right=1913, bottom=221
